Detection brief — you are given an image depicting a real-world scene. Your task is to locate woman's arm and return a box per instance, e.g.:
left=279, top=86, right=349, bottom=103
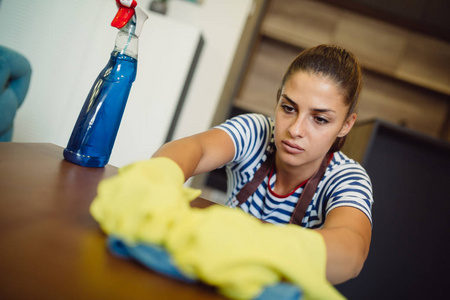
left=315, top=207, right=372, bottom=285
left=152, top=128, right=235, bottom=181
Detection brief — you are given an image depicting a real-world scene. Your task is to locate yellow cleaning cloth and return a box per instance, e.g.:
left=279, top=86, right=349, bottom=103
left=90, top=158, right=345, bottom=300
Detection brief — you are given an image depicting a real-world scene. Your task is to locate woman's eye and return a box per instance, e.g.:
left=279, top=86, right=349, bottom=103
left=314, top=116, right=329, bottom=124
left=281, top=104, right=295, bottom=113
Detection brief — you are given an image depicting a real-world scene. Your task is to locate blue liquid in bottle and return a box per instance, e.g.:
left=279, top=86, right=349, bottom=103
left=63, top=51, right=137, bottom=167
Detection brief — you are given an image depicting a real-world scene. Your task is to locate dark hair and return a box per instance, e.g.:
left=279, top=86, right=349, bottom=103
left=278, top=44, right=362, bottom=153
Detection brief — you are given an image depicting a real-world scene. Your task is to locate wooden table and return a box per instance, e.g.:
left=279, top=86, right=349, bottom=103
left=0, top=143, right=222, bottom=299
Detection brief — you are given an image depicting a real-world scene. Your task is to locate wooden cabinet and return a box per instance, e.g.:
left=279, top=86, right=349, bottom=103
left=233, top=0, right=450, bottom=141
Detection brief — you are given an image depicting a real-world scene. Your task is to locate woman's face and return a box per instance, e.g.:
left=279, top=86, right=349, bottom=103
left=274, top=71, right=356, bottom=171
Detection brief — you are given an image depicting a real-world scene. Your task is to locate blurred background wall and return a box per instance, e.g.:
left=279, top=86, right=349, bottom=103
left=0, top=0, right=254, bottom=167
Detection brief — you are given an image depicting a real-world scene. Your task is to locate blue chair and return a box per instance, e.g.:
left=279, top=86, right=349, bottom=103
left=0, top=46, right=32, bottom=142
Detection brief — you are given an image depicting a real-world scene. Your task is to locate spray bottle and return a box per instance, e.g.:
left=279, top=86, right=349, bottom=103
left=64, top=0, right=148, bottom=167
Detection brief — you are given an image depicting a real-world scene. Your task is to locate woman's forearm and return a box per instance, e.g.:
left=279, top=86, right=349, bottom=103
left=152, top=137, right=204, bottom=181
left=152, top=129, right=235, bottom=182
left=314, top=207, right=372, bottom=285
left=316, top=226, right=369, bottom=284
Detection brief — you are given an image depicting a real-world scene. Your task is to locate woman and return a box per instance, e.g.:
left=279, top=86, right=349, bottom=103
left=153, top=44, right=373, bottom=285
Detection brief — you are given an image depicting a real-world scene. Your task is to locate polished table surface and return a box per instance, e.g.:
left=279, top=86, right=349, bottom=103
left=0, top=143, right=222, bottom=299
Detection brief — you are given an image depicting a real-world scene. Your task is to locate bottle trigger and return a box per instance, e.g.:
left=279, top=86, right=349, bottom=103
left=111, top=0, right=138, bottom=29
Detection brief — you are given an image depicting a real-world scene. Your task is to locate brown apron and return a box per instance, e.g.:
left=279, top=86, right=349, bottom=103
left=235, top=151, right=330, bottom=225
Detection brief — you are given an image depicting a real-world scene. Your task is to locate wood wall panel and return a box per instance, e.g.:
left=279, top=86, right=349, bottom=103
left=235, top=38, right=299, bottom=117
left=333, top=12, right=407, bottom=74
left=262, top=0, right=341, bottom=48
left=397, top=33, right=450, bottom=95
left=358, top=72, right=448, bottom=137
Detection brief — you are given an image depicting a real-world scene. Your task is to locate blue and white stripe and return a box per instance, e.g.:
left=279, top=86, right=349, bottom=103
left=215, top=113, right=373, bottom=228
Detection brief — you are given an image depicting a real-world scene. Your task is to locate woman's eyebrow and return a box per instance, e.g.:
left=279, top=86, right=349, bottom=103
left=282, top=93, right=336, bottom=114
left=281, top=94, right=297, bottom=106
left=311, top=108, right=336, bottom=114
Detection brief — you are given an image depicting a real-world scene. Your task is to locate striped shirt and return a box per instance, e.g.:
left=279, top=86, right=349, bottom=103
left=215, top=113, right=373, bottom=228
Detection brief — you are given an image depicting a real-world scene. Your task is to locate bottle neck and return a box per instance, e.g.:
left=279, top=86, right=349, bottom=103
left=113, top=20, right=139, bottom=59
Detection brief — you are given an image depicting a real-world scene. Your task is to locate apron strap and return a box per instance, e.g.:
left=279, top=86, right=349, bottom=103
left=289, top=154, right=329, bottom=225
left=235, top=152, right=275, bottom=205
left=235, top=150, right=330, bottom=225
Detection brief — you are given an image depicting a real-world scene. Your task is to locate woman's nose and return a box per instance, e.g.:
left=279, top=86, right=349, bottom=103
left=288, top=116, right=306, bottom=138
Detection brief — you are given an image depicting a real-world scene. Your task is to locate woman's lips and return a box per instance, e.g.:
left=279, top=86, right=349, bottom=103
left=282, top=140, right=304, bottom=154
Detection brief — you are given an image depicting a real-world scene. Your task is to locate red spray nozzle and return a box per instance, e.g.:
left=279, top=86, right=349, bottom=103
left=111, top=0, right=138, bottom=29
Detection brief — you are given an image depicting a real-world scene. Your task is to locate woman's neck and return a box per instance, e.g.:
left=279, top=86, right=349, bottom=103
left=272, top=154, right=325, bottom=195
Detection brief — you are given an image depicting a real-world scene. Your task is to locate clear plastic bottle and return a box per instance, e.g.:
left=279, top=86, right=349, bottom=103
left=64, top=1, right=148, bottom=167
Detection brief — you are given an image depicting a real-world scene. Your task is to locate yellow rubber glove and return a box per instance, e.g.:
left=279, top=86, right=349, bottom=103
left=90, top=157, right=345, bottom=300
left=90, top=157, right=201, bottom=244
left=165, top=205, right=344, bottom=300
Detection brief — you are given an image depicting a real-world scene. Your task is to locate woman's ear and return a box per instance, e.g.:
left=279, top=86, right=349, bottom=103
left=338, top=113, right=357, bottom=137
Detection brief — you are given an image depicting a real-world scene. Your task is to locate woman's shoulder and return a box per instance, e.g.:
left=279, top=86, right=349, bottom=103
left=223, top=113, right=273, bottom=127
left=215, top=113, right=274, bottom=164
left=327, top=151, right=371, bottom=180
left=323, top=151, right=374, bottom=220
left=215, top=113, right=274, bottom=139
